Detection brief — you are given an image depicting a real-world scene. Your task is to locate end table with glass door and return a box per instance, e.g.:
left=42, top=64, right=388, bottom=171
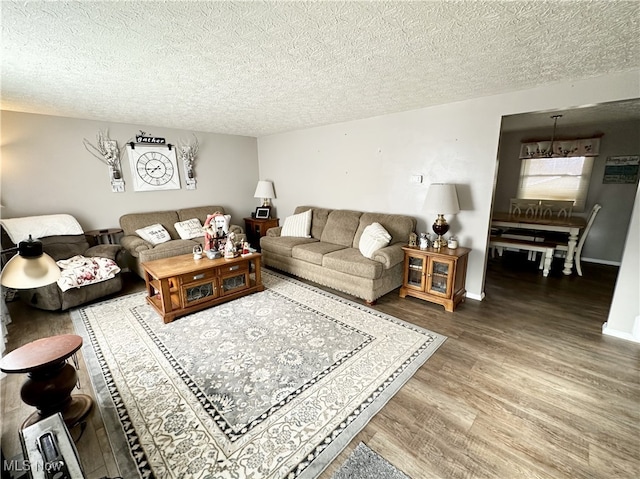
left=399, top=245, right=470, bottom=312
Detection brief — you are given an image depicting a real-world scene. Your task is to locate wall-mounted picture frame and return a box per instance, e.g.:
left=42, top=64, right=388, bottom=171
left=255, top=207, right=271, bottom=219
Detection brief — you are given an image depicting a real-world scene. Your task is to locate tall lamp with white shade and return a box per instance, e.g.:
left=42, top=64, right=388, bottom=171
left=424, top=183, right=460, bottom=249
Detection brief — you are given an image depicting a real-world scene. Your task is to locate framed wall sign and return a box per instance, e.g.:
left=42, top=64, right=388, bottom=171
left=603, top=155, right=639, bottom=184
left=127, top=143, right=181, bottom=191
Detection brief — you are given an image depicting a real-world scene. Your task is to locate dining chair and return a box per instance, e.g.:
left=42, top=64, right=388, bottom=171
left=504, top=199, right=546, bottom=259
left=538, top=200, right=574, bottom=219
left=543, top=203, right=601, bottom=276
left=509, top=199, right=540, bottom=218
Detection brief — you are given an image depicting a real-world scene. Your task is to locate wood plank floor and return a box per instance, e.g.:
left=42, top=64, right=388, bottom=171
left=2, top=255, right=638, bottom=478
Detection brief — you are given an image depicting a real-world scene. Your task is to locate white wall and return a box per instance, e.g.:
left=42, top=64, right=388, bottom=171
left=258, top=70, right=640, bottom=303
left=1, top=112, right=259, bottom=230
left=604, top=186, right=640, bottom=343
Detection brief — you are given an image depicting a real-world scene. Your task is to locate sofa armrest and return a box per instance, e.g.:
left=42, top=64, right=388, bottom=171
left=120, top=234, right=151, bottom=254
left=266, top=226, right=282, bottom=237
left=85, top=244, right=122, bottom=261
left=371, top=244, right=405, bottom=269
left=229, top=224, right=244, bottom=235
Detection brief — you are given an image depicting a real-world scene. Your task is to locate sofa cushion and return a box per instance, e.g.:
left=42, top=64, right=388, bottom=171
left=292, top=242, right=347, bottom=265
left=294, top=206, right=333, bottom=239
left=177, top=206, right=226, bottom=225
left=320, top=210, right=363, bottom=247
left=322, top=248, right=384, bottom=280
left=353, top=212, right=416, bottom=247
left=135, top=224, right=172, bottom=245
left=260, top=235, right=318, bottom=258
left=138, top=239, right=199, bottom=264
left=175, top=218, right=203, bottom=240
left=120, top=210, right=180, bottom=238
left=358, top=223, right=392, bottom=258
left=281, top=209, right=312, bottom=237
left=40, top=235, right=91, bottom=261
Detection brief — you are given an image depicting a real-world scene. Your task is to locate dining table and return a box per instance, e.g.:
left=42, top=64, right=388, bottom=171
left=491, top=212, right=587, bottom=275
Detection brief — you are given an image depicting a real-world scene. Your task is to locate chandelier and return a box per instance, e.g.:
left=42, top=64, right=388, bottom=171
left=520, top=115, right=601, bottom=159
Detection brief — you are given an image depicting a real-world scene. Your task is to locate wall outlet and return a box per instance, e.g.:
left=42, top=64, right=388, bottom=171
left=410, top=175, right=423, bottom=184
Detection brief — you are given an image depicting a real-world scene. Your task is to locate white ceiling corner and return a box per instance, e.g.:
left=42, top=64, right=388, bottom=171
left=1, top=1, right=639, bottom=137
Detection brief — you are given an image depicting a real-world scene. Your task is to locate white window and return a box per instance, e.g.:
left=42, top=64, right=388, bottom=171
left=517, top=156, right=594, bottom=212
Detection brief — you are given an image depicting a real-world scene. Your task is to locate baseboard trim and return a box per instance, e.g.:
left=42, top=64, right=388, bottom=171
left=602, top=319, right=640, bottom=344
left=582, top=257, right=621, bottom=267
left=466, top=291, right=484, bottom=302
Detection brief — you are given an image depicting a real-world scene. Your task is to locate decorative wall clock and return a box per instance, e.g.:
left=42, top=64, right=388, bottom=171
left=127, top=143, right=181, bottom=191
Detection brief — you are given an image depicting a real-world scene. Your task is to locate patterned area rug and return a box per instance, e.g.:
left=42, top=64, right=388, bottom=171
left=72, top=269, right=445, bottom=479
left=331, top=443, right=410, bottom=479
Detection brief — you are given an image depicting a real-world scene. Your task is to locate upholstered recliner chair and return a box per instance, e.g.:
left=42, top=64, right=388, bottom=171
left=1, top=215, right=123, bottom=311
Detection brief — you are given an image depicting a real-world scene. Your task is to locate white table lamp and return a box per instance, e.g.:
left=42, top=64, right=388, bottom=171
left=424, top=184, right=460, bottom=249
left=253, top=180, right=276, bottom=207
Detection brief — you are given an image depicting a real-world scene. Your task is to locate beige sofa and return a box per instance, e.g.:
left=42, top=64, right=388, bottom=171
left=119, top=205, right=244, bottom=278
left=260, top=206, right=416, bottom=303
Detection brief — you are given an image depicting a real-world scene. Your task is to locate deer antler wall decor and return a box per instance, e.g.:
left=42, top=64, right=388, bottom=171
left=179, top=134, right=199, bottom=190
left=83, top=129, right=125, bottom=192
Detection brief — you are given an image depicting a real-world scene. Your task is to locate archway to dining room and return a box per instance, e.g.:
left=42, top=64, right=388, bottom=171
left=484, top=98, right=640, bottom=333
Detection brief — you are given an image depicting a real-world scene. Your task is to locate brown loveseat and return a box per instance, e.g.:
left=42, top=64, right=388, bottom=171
left=260, top=206, right=416, bottom=303
left=119, top=205, right=244, bottom=278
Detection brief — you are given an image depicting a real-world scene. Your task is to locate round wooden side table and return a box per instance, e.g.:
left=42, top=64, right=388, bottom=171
left=0, top=334, right=93, bottom=429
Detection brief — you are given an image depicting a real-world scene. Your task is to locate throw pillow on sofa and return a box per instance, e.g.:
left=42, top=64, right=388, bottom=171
left=359, top=222, right=392, bottom=258
left=135, top=224, right=171, bottom=245
left=281, top=209, right=312, bottom=237
left=175, top=218, right=203, bottom=240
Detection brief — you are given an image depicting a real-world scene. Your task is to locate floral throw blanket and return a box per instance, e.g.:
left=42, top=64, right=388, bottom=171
left=56, top=255, right=121, bottom=292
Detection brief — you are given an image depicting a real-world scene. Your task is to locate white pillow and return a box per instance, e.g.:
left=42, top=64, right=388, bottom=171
left=359, top=222, right=392, bottom=259
left=174, top=218, right=203, bottom=240
left=281, top=209, right=312, bottom=238
left=135, top=224, right=171, bottom=245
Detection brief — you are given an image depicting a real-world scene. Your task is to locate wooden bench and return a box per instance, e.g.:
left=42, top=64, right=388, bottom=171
left=489, top=236, right=556, bottom=277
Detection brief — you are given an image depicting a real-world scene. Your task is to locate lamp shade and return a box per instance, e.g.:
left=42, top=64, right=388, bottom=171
left=253, top=180, right=275, bottom=200
left=424, top=184, right=460, bottom=214
left=0, top=236, right=60, bottom=289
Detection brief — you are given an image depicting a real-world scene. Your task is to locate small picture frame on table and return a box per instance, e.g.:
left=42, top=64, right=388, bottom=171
left=255, top=207, right=271, bottom=219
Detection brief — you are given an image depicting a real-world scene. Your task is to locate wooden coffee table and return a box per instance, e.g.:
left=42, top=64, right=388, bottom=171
left=142, top=252, right=264, bottom=323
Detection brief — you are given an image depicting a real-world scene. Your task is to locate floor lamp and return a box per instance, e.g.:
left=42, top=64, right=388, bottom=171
left=0, top=235, right=94, bottom=430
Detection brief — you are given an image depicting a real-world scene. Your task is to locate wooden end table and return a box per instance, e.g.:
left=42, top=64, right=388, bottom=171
left=0, top=334, right=93, bottom=429
left=244, top=217, right=279, bottom=251
left=399, top=246, right=470, bottom=312
left=84, top=228, right=123, bottom=246
left=142, top=252, right=265, bottom=323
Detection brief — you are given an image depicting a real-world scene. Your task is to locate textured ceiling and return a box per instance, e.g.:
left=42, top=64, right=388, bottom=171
left=1, top=1, right=639, bottom=137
